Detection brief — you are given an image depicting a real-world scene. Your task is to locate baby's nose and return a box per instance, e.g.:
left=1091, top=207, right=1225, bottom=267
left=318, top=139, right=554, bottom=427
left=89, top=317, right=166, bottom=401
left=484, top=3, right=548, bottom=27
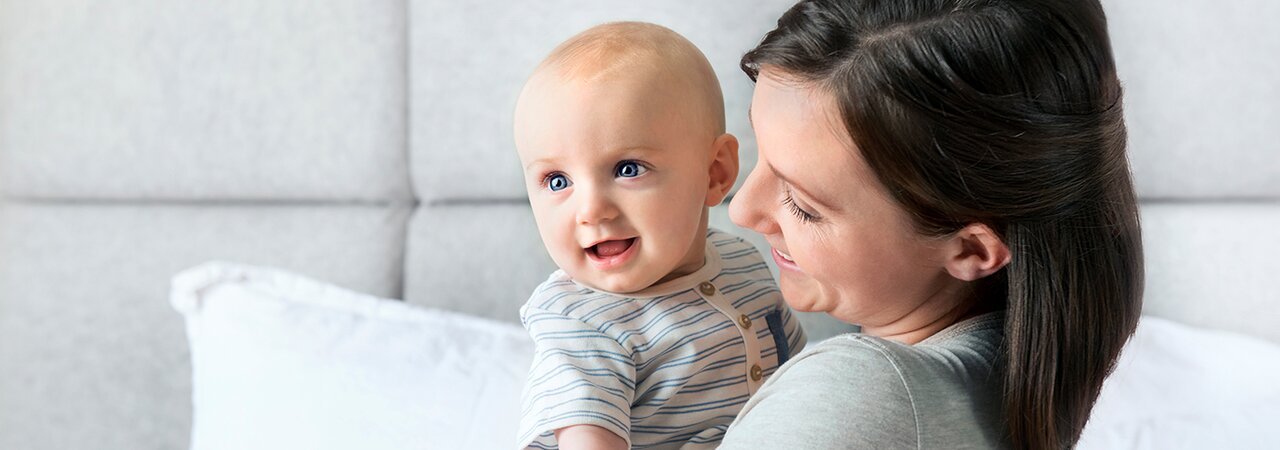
left=575, top=189, right=620, bottom=225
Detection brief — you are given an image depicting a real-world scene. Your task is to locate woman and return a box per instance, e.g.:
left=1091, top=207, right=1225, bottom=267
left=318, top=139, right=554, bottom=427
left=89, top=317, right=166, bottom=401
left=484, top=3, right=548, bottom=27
left=719, top=0, right=1143, bottom=448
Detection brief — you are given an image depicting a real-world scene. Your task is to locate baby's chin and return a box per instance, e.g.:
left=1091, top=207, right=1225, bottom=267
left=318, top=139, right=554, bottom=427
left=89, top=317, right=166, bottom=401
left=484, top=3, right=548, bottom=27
left=571, top=268, right=661, bottom=294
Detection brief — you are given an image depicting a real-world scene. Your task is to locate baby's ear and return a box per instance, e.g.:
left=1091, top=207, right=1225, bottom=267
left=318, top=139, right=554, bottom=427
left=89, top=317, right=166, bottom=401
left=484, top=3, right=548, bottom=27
left=705, top=133, right=740, bottom=207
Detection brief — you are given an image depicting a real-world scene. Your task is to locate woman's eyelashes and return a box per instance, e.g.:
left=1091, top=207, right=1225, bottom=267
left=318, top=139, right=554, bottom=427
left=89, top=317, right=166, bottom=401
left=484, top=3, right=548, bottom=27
left=782, top=186, right=819, bottom=223
left=540, top=160, right=651, bottom=192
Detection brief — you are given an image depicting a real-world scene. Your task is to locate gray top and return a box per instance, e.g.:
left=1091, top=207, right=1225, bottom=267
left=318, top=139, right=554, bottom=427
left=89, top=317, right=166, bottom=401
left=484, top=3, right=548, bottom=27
left=718, top=312, right=1009, bottom=449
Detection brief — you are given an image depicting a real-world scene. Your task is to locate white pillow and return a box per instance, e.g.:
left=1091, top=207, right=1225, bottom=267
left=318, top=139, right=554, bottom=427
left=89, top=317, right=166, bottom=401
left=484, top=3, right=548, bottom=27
left=170, top=261, right=533, bottom=450
left=1078, top=316, right=1280, bottom=449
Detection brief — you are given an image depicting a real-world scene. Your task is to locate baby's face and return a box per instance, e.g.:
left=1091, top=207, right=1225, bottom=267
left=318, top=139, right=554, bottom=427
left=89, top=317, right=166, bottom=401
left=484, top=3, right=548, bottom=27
left=515, top=74, right=714, bottom=293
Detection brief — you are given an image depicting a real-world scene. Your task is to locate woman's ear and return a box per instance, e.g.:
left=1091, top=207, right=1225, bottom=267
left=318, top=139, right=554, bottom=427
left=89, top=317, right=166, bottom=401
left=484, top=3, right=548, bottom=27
left=943, top=223, right=1011, bottom=281
left=706, top=133, right=740, bottom=207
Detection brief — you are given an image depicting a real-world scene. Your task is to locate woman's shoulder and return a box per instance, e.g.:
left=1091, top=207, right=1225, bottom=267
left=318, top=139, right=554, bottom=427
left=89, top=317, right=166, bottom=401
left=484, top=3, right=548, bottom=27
left=719, top=314, right=1009, bottom=449
left=806, top=311, right=1003, bottom=379
left=721, top=337, right=921, bottom=450
left=810, top=330, right=1004, bottom=405
left=786, top=333, right=910, bottom=383
left=718, top=336, right=919, bottom=448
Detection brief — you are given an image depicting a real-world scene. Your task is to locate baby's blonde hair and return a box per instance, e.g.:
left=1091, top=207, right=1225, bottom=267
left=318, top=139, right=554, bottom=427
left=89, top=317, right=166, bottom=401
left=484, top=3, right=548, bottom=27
left=532, top=22, right=726, bottom=135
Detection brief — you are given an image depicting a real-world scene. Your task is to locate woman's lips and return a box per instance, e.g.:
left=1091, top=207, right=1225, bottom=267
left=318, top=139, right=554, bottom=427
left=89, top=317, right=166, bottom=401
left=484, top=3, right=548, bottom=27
left=772, top=247, right=802, bottom=272
left=776, top=248, right=794, bottom=262
left=587, top=238, right=639, bottom=269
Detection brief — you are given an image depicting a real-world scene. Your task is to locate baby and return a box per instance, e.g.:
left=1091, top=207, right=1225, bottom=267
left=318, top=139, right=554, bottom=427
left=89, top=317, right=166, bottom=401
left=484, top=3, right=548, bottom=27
left=513, top=22, right=805, bottom=450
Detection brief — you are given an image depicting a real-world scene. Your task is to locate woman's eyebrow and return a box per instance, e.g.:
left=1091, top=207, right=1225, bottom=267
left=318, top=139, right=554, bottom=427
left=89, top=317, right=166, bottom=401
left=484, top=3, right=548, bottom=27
left=769, top=163, right=837, bottom=211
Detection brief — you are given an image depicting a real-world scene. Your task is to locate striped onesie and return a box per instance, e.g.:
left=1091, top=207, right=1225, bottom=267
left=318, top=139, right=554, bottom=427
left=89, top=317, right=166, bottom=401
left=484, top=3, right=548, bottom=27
left=517, top=228, right=806, bottom=449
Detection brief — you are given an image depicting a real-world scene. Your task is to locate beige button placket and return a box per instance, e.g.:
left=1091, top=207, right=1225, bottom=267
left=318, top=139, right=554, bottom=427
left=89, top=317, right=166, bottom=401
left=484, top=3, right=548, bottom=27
left=695, top=281, right=765, bottom=395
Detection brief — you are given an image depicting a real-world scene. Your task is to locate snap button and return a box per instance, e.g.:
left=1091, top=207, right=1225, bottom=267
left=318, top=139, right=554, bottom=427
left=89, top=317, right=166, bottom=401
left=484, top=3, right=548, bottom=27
left=750, top=364, right=763, bottom=381
left=698, top=282, right=716, bottom=296
left=738, top=314, right=752, bottom=329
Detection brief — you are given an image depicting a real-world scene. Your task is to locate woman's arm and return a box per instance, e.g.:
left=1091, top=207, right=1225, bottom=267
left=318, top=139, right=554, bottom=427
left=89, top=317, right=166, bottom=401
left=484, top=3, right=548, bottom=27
left=555, top=424, right=627, bottom=450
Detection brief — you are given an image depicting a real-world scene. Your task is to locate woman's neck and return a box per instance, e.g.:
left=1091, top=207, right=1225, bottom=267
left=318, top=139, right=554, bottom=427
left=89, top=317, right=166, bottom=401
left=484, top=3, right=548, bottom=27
left=860, top=281, right=1002, bottom=345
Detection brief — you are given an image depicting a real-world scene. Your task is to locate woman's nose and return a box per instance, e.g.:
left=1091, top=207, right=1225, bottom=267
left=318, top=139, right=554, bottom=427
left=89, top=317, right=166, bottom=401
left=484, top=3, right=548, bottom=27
left=729, top=166, right=773, bottom=234
left=575, top=185, right=620, bottom=225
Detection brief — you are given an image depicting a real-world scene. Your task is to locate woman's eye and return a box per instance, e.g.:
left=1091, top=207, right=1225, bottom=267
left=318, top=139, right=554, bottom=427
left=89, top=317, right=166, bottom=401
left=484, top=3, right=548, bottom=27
left=615, top=161, right=647, bottom=178
left=546, top=173, right=571, bottom=192
left=782, top=187, right=819, bottom=223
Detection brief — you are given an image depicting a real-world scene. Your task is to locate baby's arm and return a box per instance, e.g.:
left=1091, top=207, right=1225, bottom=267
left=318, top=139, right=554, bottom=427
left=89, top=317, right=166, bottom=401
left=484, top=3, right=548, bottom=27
left=555, top=424, right=627, bottom=450
left=517, top=298, right=636, bottom=450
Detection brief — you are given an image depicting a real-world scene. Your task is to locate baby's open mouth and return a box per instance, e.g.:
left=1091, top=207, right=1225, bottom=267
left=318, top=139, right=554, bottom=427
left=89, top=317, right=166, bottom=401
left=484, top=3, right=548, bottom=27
left=588, top=238, right=637, bottom=259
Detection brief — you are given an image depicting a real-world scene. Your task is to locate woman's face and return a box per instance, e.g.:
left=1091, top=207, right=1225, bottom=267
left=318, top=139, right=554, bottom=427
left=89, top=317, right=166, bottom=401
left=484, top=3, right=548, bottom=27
left=730, top=70, right=959, bottom=330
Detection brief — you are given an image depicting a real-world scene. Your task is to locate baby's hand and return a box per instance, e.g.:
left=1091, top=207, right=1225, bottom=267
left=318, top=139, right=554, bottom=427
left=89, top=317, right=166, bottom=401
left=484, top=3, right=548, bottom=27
left=554, top=424, right=627, bottom=450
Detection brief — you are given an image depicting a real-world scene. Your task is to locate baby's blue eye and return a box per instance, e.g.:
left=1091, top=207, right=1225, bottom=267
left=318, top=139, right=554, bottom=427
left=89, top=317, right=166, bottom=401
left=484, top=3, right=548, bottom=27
left=615, top=161, right=646, bottom=178
left=547, top=174, right=571, bottom=192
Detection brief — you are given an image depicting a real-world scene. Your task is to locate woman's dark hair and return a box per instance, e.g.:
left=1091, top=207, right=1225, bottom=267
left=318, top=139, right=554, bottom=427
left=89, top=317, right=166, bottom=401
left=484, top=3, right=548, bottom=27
left=742, top=0, right=1143, bottom=448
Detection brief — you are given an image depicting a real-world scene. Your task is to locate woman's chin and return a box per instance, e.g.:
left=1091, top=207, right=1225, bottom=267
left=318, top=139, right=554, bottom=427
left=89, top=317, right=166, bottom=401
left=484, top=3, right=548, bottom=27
left=778, top=278, right=822, bottom=313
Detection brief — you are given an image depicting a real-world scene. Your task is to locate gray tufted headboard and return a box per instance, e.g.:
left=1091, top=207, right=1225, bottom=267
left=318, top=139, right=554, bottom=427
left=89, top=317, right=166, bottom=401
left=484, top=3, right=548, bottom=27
left=1, top=1, right=1276, bottom=449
